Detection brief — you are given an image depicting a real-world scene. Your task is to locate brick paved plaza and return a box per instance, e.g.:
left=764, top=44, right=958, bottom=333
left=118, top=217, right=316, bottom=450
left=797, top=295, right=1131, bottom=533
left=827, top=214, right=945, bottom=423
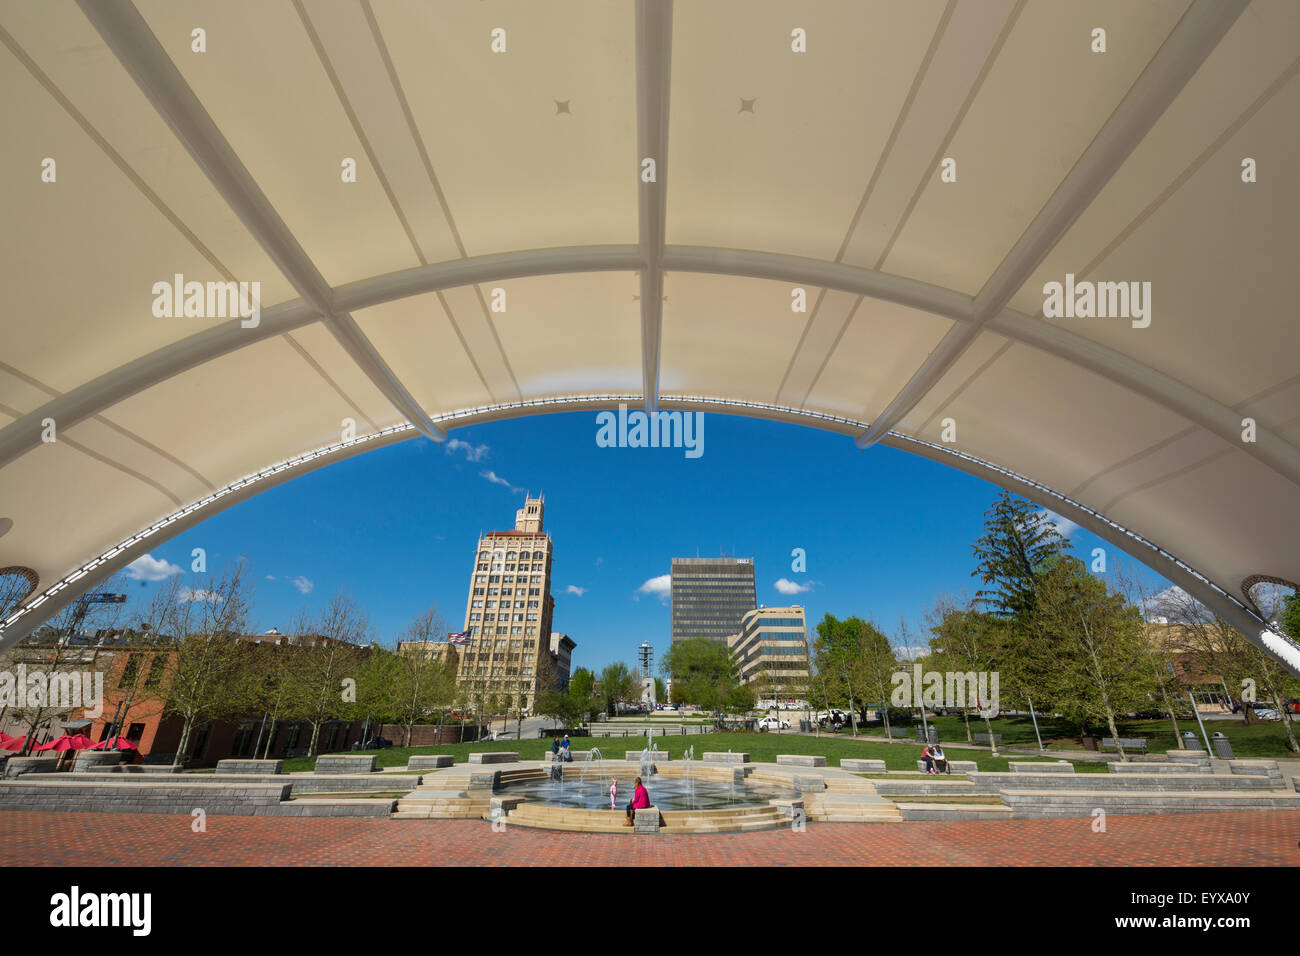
left=1, top=810, right=1296, bottom=866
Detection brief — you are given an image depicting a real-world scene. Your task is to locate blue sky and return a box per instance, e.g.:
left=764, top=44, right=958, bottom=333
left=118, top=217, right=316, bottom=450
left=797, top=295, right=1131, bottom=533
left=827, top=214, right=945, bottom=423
left=118, top=410, right=1173, bottom=674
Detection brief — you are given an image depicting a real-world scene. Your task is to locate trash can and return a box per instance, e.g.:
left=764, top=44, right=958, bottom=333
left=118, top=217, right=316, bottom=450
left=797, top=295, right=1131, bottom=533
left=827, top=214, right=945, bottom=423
left=799, top=720, right=812, bottom=733
left=1183, top=731, right=1205, bottom=751
left=915, top=726, right=925, bottom=743
left=1211, top=731, right=1234, bottom=759
left=927, top=727, right=939, bottom=745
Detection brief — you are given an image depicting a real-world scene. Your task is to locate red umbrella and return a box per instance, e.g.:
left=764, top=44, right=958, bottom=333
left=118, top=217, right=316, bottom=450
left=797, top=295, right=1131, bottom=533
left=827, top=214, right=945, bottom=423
left=91, top=737, right=139, bottom=751
left=32, top=733, right=97, bottom=752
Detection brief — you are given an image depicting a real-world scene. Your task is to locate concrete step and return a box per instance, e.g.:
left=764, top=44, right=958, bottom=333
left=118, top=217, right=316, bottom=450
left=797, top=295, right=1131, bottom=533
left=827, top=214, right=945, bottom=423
left=970, top=772, right=1280, bottom=792
left=1000, top=789, right=1300, bottom=811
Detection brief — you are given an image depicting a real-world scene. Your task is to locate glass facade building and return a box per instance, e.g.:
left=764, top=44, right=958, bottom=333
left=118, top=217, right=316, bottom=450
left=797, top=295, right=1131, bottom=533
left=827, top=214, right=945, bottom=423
left=669, top=557, right=756, bottom=647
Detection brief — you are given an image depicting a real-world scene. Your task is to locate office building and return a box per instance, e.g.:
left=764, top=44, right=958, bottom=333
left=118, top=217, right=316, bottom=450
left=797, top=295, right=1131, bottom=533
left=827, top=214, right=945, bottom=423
left=456, top=495, right=557, bottom=711
left=728, top=605, right=811, bottom=697
left=669, top=557, right=756, bottom=646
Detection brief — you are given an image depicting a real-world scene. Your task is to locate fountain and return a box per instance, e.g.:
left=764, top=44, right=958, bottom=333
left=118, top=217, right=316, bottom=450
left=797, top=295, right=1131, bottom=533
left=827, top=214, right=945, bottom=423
left=682, top=745, right=695, bottom=809
left=637, top=742, right=658, bottom=780
left=578, top=747, right=607, bottom=791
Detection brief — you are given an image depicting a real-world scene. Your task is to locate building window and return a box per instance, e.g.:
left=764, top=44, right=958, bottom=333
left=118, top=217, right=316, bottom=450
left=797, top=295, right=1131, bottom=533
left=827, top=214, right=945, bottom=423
left=118, top=654, right=141, bottom=689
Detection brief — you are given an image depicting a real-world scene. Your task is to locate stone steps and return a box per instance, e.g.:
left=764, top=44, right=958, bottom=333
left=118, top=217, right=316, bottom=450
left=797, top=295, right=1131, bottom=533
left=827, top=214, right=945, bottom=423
left=505, top=801, right=791, bottom=833
left=1000, top=789, right=1300, bottom=814
left=969, top=772, right=1279, bottom=792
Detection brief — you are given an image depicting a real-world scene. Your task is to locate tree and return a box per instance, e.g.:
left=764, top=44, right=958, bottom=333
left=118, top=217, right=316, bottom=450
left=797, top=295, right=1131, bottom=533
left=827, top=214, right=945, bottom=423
left=1155, top=585, right=1300, bottom=754
left=294, top=589, right=369, bottom=757
left=598, top=661, right=636, bottom=716
left=567, top=667, right=596, bottom=724
left=1281, top=592, right=1300, bottom=643
left=811, top=615, right=867, bottom=735
left=927, top=598, right=1007, bottom=746
left=1037, top=557, right=1156, bottom=759
left=971, top=491, right=1070, bottom=623
left=853, top=619, right=899, bottom=736
left=393, top=606, right=449, bottom=746
left=660, top=639, right=738, bottom=717
left=152, top=562, right=258, bottom=768
left=725, top=682, right=756, bottom=714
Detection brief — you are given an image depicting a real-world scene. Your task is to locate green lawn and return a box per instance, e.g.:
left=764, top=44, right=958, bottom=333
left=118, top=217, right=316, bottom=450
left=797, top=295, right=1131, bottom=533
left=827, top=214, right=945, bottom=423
left=278, top=732, right=1086, bottom=773
left=856, top=714, right=1298, bottom=758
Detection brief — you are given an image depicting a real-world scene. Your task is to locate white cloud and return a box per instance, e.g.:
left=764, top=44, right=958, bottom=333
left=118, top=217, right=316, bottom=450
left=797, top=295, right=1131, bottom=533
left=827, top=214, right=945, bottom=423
left=178, top=587, right=220, bottom=603
left=480, top=470, right=521, bottom=493
left=1036, top=509, right=1080, bottom=538
left=292, top=576, right=314, bottom=595
left=773, top=577, right=811, bottom=595
left=637, top=574, right=671, bottom=604
left=125, top=553, right=183, bottom=582
left=565, top=585, right=587, bottom=597
left=265, top=575, right=277, bottom=581
left=446, top=438, right=489, bottom=462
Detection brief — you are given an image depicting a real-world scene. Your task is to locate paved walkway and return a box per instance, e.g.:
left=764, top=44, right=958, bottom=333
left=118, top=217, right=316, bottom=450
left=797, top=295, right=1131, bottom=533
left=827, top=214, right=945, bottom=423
left=2, top=810, right=1296, bottom=866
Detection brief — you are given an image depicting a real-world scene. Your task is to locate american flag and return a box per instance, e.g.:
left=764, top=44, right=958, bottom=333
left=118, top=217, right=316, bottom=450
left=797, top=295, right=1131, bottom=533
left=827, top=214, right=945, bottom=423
left=447, top=631, right=469, bottom=645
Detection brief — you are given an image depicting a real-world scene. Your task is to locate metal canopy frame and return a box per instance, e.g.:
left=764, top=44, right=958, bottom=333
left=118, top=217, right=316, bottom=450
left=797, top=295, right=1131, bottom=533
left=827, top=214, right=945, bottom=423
left=4, top=241, right=1297, bottom=489
left=2, top=0, right=1295, bottom=677
left=3, top=393, right=1296, bottom=677
left=77, top=0, right=447, bottom=443
left=854, top=0, right=1250, bottom=450
left=636, top=0, right=673, bottom=414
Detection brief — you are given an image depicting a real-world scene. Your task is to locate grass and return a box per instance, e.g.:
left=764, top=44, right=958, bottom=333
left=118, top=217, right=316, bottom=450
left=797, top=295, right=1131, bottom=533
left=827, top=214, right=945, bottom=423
left=855, top=714, right=1299, bottom=758
left=277, top=732, right=1089, bottom=773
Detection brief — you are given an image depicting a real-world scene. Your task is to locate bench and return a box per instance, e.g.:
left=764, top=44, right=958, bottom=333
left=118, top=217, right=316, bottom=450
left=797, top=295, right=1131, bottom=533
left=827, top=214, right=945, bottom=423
left=71, top=752, right=125, bottom=773
left=624, top=751, right=669, bottom=762
left=1007, top=761, right=1073, bottom=773
left=840, top=759, right=887, bottom=773
left=792, top=775, right=826, bottom=793
left=215, top=759, right=284, bottom=775
left=916, top=759, right=977, bottom=774
left=314, top=754, right=378, bottom=774
left=467, top=752, right=519, bottom=764
left=634, top=805, right=662, bottom=833
left=776, top=754, right=826, bottom=767
left=972, top=733, right=1002, bottom=746
left=701, top=752, right=750, bottom=764
left=406, top=755, right=454, bottom=770
left=1100, top=737, right=1148, bottom=753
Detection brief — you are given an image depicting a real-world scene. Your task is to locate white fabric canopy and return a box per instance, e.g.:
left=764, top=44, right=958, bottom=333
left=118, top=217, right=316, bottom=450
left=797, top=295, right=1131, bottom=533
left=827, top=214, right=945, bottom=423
left=1, top=0, right=1298, bottom=671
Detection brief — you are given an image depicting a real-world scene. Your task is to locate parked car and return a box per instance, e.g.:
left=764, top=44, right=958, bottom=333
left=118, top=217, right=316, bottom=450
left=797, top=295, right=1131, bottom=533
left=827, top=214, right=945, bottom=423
left=756, top=716, right=790, bottom=730
left=1251, top=707, right=1282, bottom=721
left=359, top=737, right=392, bottom=749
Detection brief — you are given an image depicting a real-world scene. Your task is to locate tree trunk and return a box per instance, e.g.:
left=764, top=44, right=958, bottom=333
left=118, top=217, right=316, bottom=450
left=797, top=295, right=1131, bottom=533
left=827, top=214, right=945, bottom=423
left=1268, top=688, right=1300, bottom=754
left=1103, top=708, right=1127, bottom=762
left=307, top=719, right=322, bottom=757
left=173, top=714, right=196, bottom=769
left=962, top=708, right=972, bottom=743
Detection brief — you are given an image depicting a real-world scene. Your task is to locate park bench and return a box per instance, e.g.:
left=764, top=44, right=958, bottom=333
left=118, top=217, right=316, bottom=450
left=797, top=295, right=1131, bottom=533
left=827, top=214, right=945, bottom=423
left=1100, top=737, right=1149, bottom=753
left=972, top=733, right=1003, bottom=746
